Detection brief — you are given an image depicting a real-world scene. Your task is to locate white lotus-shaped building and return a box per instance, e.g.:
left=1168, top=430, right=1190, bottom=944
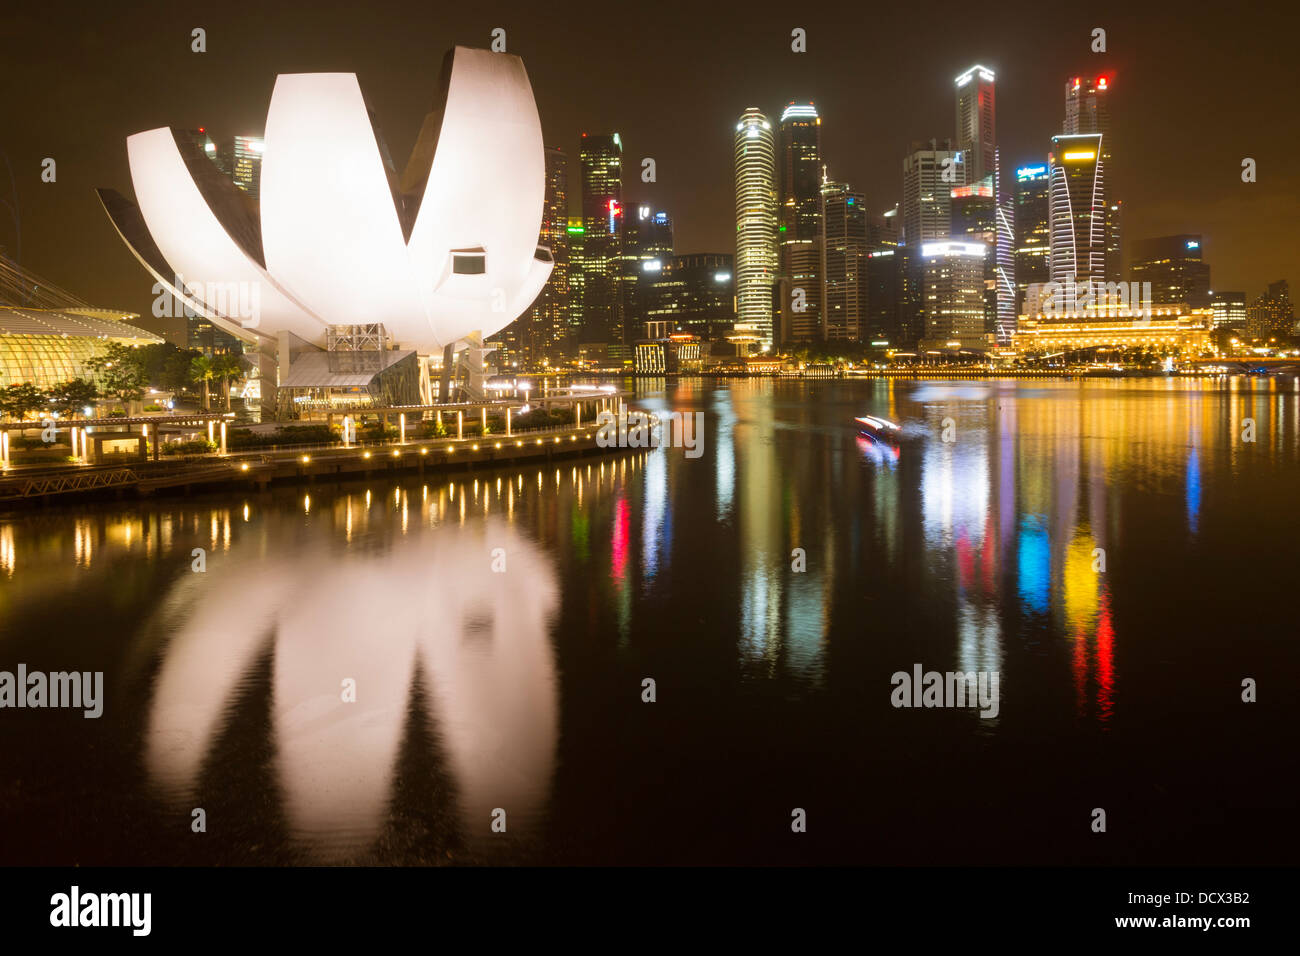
left=98, top=46, right=553, bottom=356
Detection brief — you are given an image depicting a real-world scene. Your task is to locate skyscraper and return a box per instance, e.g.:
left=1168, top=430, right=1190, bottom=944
left=1064, top=75, right=1119, bottom=282
left=950, top=179, right=997, bottom=334
left=955, top=65, right=996, bottom=188
left=1013, top=164, right=1051, bottom=314
left=922, top=240, right=989, bottom=347
left=1130, top=235, right=1211, bottom=307
left=619, top=205, right=674, bottom=333
left=734, top=108, right=778, bottom=349
left=512, top=146, right=570, bottom=364
left=217, top=135, right=265, bottom=200
left=819, top=180, right=868, bottom=342
left=778, top=102, right=823, bottom=345
left=646, top=253, right=736, bottom=340
left=902, top=140, right=963, bottom=244
left=579, top=133, right=623, bottom=342
left=1048, top=133, right=1106, bottom=286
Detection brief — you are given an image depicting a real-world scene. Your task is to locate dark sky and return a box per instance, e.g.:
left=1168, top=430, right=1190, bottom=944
left=2, top=0, right=1297, bottom=338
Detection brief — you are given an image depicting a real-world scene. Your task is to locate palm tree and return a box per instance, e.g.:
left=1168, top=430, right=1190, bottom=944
left=190, top=355, right=215, bottom=411
left=213, top=353, right=243, bottom=410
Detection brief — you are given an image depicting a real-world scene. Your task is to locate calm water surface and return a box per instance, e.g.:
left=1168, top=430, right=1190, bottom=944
left=1, top=378, right=1297, bottom=864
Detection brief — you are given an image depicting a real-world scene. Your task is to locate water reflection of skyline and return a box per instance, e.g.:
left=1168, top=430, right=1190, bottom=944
left=1, top=378, right=1298, bottom=862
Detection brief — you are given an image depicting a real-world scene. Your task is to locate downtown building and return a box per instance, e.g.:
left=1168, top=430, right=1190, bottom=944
left=734, top=108, right=779, bottom=350
left=644, top=253, right=736, bottom=341
left=1063, top=75, right=1120, bottom=282
left=1211, top=291, right=1247, bottom=330
left=777, top=102, right=823, bottom=346
left=920, top=240, right=991, bottom=350
left=507, top=145, right=570, bottom=367
left=618, top=205, right=674, bottom=339
left=819, top=181, right=868, bottom=342
left=1246, top=280, right=1296, bottom=342
left=955, top=64, right=1015, bottom=343
left=1048, top=132, right=1107, bottom=287
left=1013, top=164, right=1050, bottom=316
left=1130, top=235, right=1211, bottom=309
left=901, top=140, right=963, bottom=350
left=579, top=133, right=624, bottom=344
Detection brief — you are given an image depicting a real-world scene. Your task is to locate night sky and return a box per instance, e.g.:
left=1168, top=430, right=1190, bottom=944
left=3, top=0, right=1297, bottom=339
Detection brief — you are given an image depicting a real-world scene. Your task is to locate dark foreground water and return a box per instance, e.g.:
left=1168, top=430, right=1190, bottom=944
left=1, top=378, right=1297, bottom=865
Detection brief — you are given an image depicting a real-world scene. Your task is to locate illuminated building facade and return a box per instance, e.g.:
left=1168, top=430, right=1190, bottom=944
left=1065, top=75, right=1120, bottom=282
left=921, top=240, right=990, bottom=348
left=0, top=307, right=162, bottom=391
left=1014, top=165, right=1051, bottom=315
left=1048, top=133, right=1106, bottom=285
left=510, top=145, right=570, bottom=364
left=1211, top=291, right=1246, bottom=329
left=955, top=65, right=996, bottom=190
left=1246, top=280, right=1295, bottom=341
left=1130, top=234, right=1211, bottom=308
left=645, top=253, right=735, bottom=341
left=734, top=108, right=778, bottom=349
left=579, top=133, right=624, bottom=342
left=1014, top=303, right=1212, bottom=353
left=619, top=205, right=674, bottom=334
left=820, top=181, right=868, bottom=342
left=902, top=140, right=963, bottom=244
left=778, top=103, right=823, bottom=345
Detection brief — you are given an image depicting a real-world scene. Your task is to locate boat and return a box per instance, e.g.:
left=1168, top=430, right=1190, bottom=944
left=855, top=415, right=902, bottom=443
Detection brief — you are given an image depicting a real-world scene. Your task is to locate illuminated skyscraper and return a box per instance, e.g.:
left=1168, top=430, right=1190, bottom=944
left=619, top=205, right=674, bottom=331
left=566, top=217, right=585, bottom=336
left=922, top=240, right=989, bottom=347
left=778, top=102, right=823, bottom=344
left=1048, top=133, right=1106, bottom=286
left=902, top=140, right=963, bottom=244
left=1013, top=164, right=1051, bottom=313
left=819, top=180, right=868, bottom=342
left=950, top=178, right=997, bottom=334
left=646, top=253, right=736, bottom=340
left=955, top=65, right=996, bottom=188
left=1246, top=280, right=1295, bottom=341
left=511, top=145, right=570, bottom=364
left=734, top=108, right=778, bottom=349
left=579, top=133, right=623, bottom=342
left=217, top=135, right=265, bottom=200
left=1065, top=75, right=1119, bottom=281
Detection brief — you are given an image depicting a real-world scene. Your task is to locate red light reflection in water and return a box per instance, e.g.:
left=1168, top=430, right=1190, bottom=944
left=611, top=497, right=629, bottom=581
left=1071, top=588, right=1116, bottom=725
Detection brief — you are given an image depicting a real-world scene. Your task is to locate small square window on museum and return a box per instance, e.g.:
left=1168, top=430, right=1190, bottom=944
left=452, top=248, right=486, bottom=275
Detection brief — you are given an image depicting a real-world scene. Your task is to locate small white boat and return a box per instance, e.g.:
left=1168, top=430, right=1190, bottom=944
left=855, top=415, right=902, bottom=443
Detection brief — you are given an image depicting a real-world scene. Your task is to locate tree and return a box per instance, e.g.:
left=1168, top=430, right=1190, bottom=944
left=190, top=355, right=215, bottom=411
left=212, top=353, right=244, bottom=410
left=85, top=344, right=147, bottom=411
left=45, top=379, right=100, bottom=416
left=1, top=383, right=45, bottom=421
left=162, top=348, right=202, bottom=395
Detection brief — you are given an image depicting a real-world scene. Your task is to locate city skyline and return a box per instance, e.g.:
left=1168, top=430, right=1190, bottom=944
left=3, top=2, right=1297, bottom=338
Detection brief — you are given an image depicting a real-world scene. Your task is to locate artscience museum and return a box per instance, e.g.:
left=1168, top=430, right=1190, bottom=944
left=98, top=46, right=553, bottom=417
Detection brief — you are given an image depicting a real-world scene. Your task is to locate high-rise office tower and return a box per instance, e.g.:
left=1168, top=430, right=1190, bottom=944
left=778, top=102, right=823, bottom=345
left=1013, top=164, right=1051, bottom=314
left=512, top=146, right=570, bottom=364
left=217, top=135, right=265, bottom=201
left=1130, top=235, right=1211, bottom=307
left=950, top=179, right=997, bottom=334
left=1048, top=133, right=1106, bottom=286
left=922, top=240, right=989, bottom=346
left=955, top=65, right=996, bottom=188
left=566, top=217, right=586, bottom=338
left=579, top=133, right=623, bottom=342
left=646, top=253, right=736, bottom=340
left=1211, top=291, right=1247, bottom=329
left=902, top=140, right=963, bottom=244
left=734, top=108, right=778, bottom=349
left=819, top=180, right=868, bottom=342
left=1064, top=75, right=1119, bottom=282
left=865, top=206, right=900, bottom=344
left=1246, top=280, right=1295, bottom=341
left=619, top=205, right=674, bottom=331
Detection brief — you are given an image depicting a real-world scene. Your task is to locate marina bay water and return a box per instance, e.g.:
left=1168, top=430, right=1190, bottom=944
left=1, top=377, right=1296, bottom=864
